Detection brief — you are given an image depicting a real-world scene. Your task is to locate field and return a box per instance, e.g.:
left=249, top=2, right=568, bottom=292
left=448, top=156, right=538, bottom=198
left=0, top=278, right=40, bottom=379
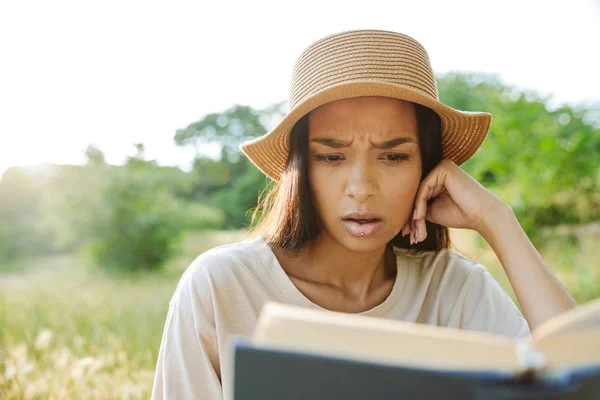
left=1, top=229, right=598, bottom=399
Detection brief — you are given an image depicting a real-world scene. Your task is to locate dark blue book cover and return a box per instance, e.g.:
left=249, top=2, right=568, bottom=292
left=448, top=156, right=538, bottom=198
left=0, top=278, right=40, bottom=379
left=232, top=340, right=600, bottom=400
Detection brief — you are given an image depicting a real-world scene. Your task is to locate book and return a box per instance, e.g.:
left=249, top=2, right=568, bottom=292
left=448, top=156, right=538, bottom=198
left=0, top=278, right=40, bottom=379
left=231, top=299, right=600, bottom=399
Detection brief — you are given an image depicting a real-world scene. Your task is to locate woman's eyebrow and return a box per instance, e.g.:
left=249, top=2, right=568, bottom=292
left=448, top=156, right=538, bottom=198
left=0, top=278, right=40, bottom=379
left=310, top=137, right=415, bottom=149
left=310, top=138, right=353, bottom=148
left=372, top=137, right=415, bottom=149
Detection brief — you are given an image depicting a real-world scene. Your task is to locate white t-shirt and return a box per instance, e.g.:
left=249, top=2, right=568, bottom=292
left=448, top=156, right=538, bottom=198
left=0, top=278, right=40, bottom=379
left=151, top=235, right=530, bottom=400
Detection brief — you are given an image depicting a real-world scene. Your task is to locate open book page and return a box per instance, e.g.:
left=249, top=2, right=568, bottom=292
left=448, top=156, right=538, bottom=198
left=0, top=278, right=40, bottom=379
left=531, top=298, right=600, bottom=370
left=253, top=302, right=526, bottom=374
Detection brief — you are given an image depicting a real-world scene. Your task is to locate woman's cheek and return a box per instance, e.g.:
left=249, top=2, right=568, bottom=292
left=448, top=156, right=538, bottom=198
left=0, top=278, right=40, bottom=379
left=308, top=175, right=329, bottom=210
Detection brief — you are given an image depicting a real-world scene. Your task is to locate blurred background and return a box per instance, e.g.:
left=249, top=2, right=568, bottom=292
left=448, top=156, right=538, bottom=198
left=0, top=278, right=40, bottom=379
left=1, top=0, right=599, bottom=398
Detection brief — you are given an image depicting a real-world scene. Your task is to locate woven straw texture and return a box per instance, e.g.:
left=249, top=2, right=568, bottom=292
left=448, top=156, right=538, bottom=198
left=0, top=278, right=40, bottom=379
left=240, top=29, right=491, bottom=181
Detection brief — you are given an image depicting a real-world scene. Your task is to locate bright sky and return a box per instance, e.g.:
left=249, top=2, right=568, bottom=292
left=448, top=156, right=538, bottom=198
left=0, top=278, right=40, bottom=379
left=1, top=0, right=599, bottom=176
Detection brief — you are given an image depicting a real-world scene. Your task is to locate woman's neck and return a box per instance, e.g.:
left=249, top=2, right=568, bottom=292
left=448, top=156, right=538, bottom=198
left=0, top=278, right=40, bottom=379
left=277, top=232, right=397, bottom=303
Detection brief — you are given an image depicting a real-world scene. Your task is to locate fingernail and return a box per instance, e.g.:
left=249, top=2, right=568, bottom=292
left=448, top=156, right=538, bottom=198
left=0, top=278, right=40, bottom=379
left=414, top=228, right=419, bottom=243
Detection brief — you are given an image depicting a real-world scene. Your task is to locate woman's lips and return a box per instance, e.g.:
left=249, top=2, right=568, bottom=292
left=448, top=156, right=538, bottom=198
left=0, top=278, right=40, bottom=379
left=342, top=219, right=383, bottom=238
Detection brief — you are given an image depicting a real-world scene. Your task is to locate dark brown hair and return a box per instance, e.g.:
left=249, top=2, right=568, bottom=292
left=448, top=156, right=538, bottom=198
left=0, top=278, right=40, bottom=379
left=249, top=101, right=450, bottom=254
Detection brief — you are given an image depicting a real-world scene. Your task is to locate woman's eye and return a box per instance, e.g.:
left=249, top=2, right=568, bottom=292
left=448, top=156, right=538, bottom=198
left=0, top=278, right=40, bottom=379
left=380, top=154, right=410, bottom=162
left=314, top=154, right=410, bottom=164
left=315, top=155, right=344, bottom=164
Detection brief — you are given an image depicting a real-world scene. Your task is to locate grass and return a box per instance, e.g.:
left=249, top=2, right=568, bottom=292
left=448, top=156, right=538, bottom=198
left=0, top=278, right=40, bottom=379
left=450, top=228, right=600, bottom=305
left=0, top=230, right=246, bottom=399
left=0, top=228, right=598, bottom=398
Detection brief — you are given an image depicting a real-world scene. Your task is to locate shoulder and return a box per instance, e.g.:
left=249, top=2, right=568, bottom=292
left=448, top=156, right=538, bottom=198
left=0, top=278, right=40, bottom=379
left=170, top=236, right=266, bottom=307
left=395, top=248, right=489, bottom=315
left=395, top=247, right=530, bottom=338
left=406, top=250, right=529, bottom=338
left=191, top=237, right=264, bottom=273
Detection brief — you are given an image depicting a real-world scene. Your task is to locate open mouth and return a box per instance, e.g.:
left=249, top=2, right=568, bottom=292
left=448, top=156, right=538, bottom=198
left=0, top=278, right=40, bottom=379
left=342, top=218, right=383, bottom=238
left=344, top=218, right=380, bottom=224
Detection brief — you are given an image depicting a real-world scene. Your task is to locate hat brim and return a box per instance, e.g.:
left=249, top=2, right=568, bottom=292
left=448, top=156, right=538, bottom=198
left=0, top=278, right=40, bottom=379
left=240, top=80, right=491, bottom=181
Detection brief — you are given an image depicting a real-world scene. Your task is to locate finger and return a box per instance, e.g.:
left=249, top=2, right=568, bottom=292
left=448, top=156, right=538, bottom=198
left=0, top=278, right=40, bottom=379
left=416, top=217, right=427, bottom=243
left=413, top=185, right=432, bottom=221
left=414, top=170, right=447, bottom=221
left=410, top=219, right=417, bottom=245
left=414, top=191, right=430, bottom=244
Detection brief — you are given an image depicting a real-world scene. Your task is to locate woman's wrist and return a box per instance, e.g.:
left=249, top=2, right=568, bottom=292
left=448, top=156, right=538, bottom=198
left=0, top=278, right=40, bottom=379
left=475, top=201, right=513, bottom=241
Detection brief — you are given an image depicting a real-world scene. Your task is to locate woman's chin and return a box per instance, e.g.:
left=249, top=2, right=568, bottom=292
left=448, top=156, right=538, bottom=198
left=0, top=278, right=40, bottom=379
left=332, top=226, right=394, bottom=252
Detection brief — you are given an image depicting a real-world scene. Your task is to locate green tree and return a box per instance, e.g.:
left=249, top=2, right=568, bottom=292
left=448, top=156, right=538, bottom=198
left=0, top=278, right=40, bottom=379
left=175, top=102, right=284, bottom=228
left=174, top=103, right=285, bottom=160
left=84, top=145, right=183, bottom=273
left=84, top=144, right=107, bottom=166
left=438, top=72, right=600, bottom=241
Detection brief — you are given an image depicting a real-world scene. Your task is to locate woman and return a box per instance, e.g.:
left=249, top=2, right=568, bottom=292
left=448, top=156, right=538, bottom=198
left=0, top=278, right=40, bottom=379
left=151, top=29, right=577, bottom=399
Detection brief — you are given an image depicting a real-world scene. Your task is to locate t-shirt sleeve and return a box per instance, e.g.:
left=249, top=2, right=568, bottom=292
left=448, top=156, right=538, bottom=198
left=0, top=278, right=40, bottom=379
left=151, top=259, right=222, bottom=399
left=456, top=265, right=531, bottom=339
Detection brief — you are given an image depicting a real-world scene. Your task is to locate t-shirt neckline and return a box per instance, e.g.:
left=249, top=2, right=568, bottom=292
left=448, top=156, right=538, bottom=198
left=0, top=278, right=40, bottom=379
left=254, top=236, right=408, bottom=317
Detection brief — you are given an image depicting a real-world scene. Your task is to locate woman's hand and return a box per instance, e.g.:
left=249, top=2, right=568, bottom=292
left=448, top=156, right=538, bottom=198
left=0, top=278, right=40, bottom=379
left=400, top=161, right=578, bottom=329
left=401, top=159, right=506, bottom=244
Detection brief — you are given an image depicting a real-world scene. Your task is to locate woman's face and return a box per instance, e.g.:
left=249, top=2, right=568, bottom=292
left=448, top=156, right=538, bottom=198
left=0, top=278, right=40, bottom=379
left=307, top=96, right=422, bottom=251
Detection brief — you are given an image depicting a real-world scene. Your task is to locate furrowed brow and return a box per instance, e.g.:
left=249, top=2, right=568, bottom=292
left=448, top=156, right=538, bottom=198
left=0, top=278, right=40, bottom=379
left=310, top=138, right=353, bottom=148
left=310, top=136, right=415, bottom=149
left=371, top=137, right=415, bottom=149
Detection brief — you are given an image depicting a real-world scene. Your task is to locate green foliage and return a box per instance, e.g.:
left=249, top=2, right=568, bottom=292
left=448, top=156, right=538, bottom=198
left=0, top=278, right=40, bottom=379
left=43, top=164, right=110, bottom=253
left=209, top=160, right=271, bottom=228
left=169, top=198, right=226, bottom=231
left=174, top=102, right=285, bottom=160
left=174, top=102, right=285, bottom=228
left=84, top=144, right=107, bottom=166
left=84, top=153, right=183, bottom=273
left=79, top=145, right=228, bottom=273
left=438, top=72, right=600, bottom=242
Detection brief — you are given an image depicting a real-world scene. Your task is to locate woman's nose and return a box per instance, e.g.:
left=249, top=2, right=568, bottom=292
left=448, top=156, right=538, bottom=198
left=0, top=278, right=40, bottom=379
left=345, top=161, right=377, bottom=203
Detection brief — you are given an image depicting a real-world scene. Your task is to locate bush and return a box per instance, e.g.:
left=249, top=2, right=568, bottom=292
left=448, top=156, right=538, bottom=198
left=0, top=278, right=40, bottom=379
left=85, top=164, right=182, bottom=273
left=170, top=199, right=226, bottom=231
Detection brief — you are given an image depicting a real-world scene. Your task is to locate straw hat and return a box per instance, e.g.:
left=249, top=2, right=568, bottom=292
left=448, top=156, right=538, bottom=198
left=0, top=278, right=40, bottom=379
left=239, top=29, right=491, bottom=181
